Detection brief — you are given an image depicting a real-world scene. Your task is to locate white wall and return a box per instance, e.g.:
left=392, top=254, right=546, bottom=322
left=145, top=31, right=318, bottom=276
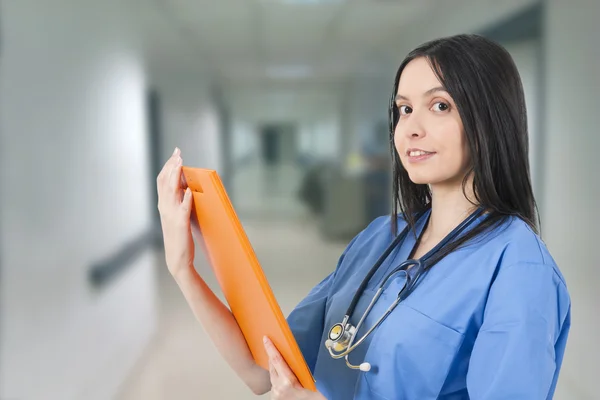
left=298, top=118, right=342, bottom=161
left=0, top=1, right=157, bottom=399
left=232, top=120, right=258, bottom=164
left=542, top=1, right=600, bottom=398
left=151, top=73, right=223, bottom=172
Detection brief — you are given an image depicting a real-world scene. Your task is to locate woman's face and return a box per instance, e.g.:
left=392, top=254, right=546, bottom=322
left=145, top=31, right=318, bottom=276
left=393, top=57, right=470, bottom=189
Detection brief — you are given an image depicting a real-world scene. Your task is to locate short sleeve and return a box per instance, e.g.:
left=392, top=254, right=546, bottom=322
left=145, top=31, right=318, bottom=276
left=286, top=233, right=360, bottom=373
left=466, top=262, right=571, bottom=399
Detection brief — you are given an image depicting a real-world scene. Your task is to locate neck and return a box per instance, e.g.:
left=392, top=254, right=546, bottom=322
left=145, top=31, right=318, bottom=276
left=425, top=180, right=478, bottom=240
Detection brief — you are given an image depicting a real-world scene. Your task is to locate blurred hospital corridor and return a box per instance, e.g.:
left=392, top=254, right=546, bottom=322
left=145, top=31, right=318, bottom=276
left=1, top=0, right=598, bottom=399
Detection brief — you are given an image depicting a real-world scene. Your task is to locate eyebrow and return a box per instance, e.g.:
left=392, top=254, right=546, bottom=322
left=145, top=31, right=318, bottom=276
left=395, top=86, right=447, bottom=102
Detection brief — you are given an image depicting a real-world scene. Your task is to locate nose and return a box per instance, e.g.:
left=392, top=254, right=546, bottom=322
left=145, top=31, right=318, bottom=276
left=395, top=110, right=426, bottom=139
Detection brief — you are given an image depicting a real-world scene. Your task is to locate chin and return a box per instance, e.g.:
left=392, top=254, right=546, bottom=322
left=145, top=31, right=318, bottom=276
left=408, top=177, right=431, bottom=185
left=410, top=173, right=470, bottom=192
left=407, top=171, right=436, bottom=185
left=407, top=171, right=455, bottom=186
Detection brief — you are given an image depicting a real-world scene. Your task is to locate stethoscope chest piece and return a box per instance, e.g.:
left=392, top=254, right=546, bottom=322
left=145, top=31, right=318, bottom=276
left=326, top=322, right=356, bottom=352
left=328, top=323, right=344, bottom=340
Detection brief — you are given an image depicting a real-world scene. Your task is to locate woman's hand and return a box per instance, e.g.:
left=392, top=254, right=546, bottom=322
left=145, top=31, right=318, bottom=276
left=156, top=147, right=195, bottom=279
left=263, top=336, right=327, bottom=400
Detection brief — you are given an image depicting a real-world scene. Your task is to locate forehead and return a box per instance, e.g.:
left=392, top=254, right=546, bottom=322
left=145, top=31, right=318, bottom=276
left=396, top=57, right=442, bottom=95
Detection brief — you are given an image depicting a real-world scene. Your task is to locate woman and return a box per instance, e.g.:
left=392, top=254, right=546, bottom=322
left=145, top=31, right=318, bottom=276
left=156, top=34, right=571, bottom=399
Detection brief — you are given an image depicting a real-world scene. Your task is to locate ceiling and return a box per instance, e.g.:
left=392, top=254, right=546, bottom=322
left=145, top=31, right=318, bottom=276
left=138, top=0, right=438, bottom=84
left=136, top=0, right=539, bottom=86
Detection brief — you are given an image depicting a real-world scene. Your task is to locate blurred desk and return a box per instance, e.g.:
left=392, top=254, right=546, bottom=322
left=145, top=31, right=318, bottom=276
left=297, top=161, right=391, bottom=240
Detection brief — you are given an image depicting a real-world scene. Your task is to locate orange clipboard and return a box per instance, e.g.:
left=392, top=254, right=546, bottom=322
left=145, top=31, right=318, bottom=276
left=181, top=166, right=317, bottom=391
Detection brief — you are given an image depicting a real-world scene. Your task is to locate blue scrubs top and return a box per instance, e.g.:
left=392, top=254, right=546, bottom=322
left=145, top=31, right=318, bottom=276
left=287, top=211, right=571, bottom=399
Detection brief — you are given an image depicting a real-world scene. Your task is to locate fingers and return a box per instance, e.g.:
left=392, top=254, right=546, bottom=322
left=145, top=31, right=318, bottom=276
left=157, top=148, right=181, bottom=210
left=268, top=359, right=278, bottom=379
left=157, top=147, right=180, bottom=188
left=263, top=336, right=299, bottom=390
left=157, top=147, right=190, bottom=213
left=168, top=155, right=183, bottom=194
left=181, top=187, right=193, bottom=217
left=155, top=147, right=196, bottom=278
left=180, top=169, right=188, bottom=189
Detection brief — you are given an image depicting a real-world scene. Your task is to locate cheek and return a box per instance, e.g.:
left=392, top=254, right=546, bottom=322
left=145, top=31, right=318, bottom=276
left=436, top=118, right=461, bottom=144
left=431, top=121, right=467, bottom=164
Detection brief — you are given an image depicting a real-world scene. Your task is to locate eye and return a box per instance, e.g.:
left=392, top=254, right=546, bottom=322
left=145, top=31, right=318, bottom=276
left=399, top=105, right=412, bottom=115
left=431, top=102, right=450, bottom=112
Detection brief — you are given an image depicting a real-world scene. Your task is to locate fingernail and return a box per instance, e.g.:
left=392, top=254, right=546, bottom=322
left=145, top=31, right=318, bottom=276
left=263, top=336, right=268, bottom=344
left=173, top=147, right=179, bottom=155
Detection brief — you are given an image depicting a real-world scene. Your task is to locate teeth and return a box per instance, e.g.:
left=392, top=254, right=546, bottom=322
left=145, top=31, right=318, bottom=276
left=409, top=150, right=430, bottom=157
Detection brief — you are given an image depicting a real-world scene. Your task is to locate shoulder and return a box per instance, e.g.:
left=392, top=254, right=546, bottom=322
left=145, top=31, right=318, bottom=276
left=474, top=217, right=571, bottom=338
left=482, top=216, right=567, bottom=287
left=478, top=216, right=571, bottom=328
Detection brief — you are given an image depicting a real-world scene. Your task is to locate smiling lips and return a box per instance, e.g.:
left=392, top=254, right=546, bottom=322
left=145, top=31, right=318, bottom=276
left=406, top=148, right=436, bottom=163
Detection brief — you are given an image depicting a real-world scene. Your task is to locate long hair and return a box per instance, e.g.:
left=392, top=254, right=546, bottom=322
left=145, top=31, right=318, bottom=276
left=389, top=34, right=539, bottom=259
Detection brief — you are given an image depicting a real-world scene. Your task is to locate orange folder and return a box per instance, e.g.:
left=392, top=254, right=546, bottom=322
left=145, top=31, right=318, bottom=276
left=181, top=166, right=316, bottom=391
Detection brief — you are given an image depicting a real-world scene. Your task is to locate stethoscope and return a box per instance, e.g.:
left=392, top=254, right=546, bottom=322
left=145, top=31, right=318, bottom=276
left=324, top=206, right=486, bottom=372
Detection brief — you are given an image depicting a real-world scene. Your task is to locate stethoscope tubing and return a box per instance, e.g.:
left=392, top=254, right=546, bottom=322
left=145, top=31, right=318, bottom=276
left=327, top=206, right=486, bottom=362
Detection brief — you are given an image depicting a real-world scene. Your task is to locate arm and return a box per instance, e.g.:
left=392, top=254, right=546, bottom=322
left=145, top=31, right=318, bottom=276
left=157, top=149, right=270, bottom=395
left=174, top=268, right=271, bottom=395
left=466, top=262, right=571, bottom=399
left=158, top=149, right=364, bottom=396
